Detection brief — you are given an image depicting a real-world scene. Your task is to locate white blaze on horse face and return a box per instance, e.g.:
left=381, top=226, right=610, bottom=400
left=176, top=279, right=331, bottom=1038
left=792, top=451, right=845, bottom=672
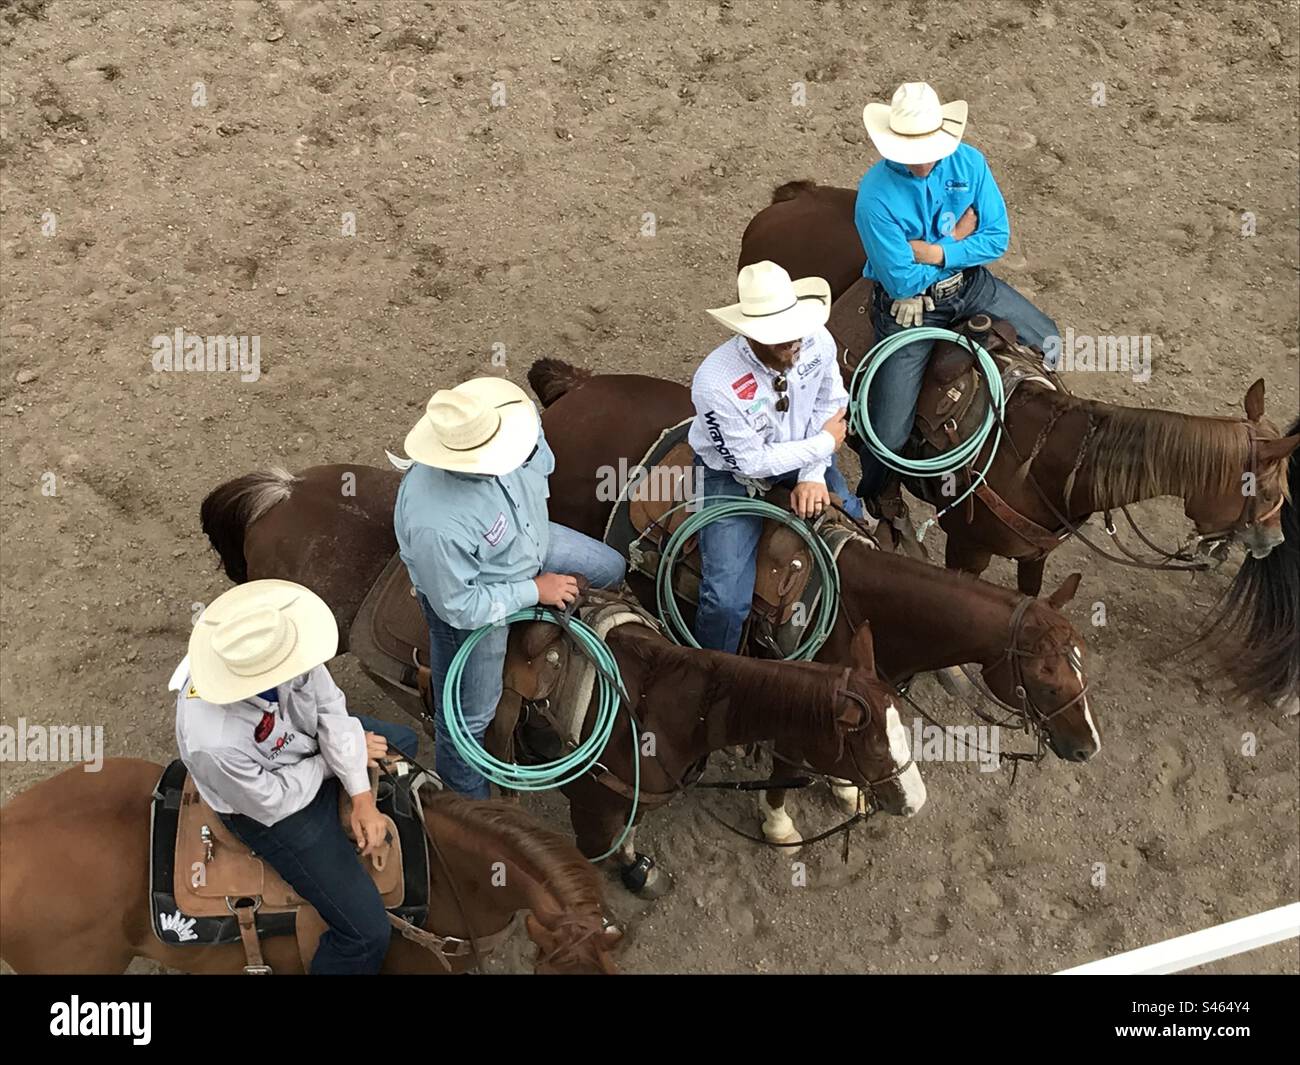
left=885, top=703, right=926, bottom=815
left=1071, top=646, right=1101, bottom=753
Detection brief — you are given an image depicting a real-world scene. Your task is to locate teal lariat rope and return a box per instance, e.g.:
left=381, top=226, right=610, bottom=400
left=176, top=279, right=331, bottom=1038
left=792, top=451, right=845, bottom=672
left=654, top=497, right=840, bottom=660
left=442, top=606, right=639, bottom=862
left=848, top=326, right=1005, bottom=540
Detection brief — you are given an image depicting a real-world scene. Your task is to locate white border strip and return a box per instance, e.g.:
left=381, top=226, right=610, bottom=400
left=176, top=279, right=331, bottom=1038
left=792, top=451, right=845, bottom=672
left=1056, top=902, right=1300, bottom=975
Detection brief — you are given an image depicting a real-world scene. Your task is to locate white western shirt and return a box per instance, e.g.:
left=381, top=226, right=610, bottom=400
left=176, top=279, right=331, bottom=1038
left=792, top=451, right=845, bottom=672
left=688, top=326, right=848, bottom=484
left=171, top=657, right=370, bottom=827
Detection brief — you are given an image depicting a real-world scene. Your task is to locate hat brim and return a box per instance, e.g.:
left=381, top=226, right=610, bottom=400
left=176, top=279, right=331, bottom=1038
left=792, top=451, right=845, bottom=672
left=188, top=579, right=340, bottom=704
left=863, top=99, right=968, bottom=164
left=403, top=377, right=540, bottom=476
left=706, top=276, right=832, bottom=346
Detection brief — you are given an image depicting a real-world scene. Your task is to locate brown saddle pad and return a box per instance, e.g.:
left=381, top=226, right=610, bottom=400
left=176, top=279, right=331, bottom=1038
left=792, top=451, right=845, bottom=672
left=173, top=774, right=404, bottom=918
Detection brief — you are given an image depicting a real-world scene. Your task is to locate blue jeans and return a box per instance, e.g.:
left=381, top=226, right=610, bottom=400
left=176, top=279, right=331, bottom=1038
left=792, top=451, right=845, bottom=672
left=419, top=522, right=626, bottom=799
left=693, top=458, right=861, bottom=654
left=220, top=714, right=420, bottom=975
left=854, top=265, right=1059, bottom=501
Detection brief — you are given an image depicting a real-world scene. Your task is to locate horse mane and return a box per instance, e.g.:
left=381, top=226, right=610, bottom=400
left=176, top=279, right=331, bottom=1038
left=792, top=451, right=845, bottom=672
left=1194, top=414, right=1300, bottom=706
left=1081, top=401, right=1248, bottom=510
left=619, top=629, right=847, bottom=733
left=422, top=792, right=605, bottom=917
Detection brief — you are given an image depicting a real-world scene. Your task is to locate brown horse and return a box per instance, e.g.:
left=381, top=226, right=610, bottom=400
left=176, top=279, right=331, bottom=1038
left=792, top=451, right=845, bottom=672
left=0, top=759, right=620, bottom=974
left=737, top=180, right=1298, bottom=594
left=197, top=475, right=925, bottom=889
left=527, top=362, right=1102, bottom=840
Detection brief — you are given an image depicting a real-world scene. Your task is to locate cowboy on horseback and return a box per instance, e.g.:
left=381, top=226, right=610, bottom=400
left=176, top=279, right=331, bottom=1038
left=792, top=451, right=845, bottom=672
left=852, top=81, right=1060, bottom=512
left=393, top=377, right=626, bottom=800
left=172, top=579, right=420, bottom=974
left=688, top=261, right=864, bottom=654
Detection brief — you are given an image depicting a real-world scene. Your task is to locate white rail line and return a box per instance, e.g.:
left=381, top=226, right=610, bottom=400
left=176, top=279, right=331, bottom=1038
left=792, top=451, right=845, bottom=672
left=1056, top=902, right=1300, bottom=974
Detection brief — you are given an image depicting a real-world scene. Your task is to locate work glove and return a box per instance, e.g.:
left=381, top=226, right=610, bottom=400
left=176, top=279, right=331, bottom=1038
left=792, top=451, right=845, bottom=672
left=890, top=294, right=934, bottom=328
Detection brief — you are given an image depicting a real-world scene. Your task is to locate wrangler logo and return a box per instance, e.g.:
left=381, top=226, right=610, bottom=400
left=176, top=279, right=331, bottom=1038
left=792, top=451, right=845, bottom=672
left=484, top=512, right=508, bottom=546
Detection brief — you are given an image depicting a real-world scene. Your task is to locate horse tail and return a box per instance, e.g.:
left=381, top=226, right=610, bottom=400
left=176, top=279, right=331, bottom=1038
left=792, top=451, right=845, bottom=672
left=527, top=358, right=591, bottom=408
left=1198, top=414, right=1300, bottom=707
left=771, top=179, right=818, bottom=203
left=199, top=468, right=299, bottom=584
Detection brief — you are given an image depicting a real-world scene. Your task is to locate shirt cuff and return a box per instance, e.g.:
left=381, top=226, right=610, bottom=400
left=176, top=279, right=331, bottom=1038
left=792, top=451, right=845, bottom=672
left=512, top=578, right=540, bottom=613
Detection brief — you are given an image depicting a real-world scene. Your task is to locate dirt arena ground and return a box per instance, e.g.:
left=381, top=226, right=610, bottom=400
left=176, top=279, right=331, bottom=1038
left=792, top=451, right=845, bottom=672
left=1, top=0, right=1297, bottom=974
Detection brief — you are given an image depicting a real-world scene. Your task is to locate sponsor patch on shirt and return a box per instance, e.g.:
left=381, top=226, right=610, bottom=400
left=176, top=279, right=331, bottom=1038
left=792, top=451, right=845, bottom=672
left=484, top=512, right=508, bottom=547
left=254, top=711, right=276, bottom=743
left=731, top=372, right=758, bottom=401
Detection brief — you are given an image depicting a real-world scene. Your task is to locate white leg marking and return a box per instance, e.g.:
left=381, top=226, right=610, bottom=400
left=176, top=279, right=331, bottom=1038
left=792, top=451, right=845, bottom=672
left=759, top=792, right=799, bottom=843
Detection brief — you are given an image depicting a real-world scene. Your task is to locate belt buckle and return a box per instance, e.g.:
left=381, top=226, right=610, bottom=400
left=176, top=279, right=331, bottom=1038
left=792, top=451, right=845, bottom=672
left=933, top=272, right=962, bottom=299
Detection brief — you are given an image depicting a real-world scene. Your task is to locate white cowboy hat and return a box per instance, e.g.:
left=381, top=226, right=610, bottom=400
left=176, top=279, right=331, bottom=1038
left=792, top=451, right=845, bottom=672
left=188, top=579, right=339, bottom=704
left=706, top=261, right=832, bottom=346
left=402, top=376, right=539, bottom=476
left=863, top=82, right=968, bottom=165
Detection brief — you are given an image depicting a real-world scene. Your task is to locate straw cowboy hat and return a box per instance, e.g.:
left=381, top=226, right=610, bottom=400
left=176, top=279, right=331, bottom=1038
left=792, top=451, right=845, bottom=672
left=188, top=579, right=339, bottom=704
left=402, top=376, right=540, bottom=476
left=863, top=82, right=968, bottom=165
left=706, top=261, right=832, bottom=346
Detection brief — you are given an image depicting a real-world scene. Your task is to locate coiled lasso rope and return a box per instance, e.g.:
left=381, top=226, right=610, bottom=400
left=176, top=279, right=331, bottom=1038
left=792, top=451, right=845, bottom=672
left=655, top=497, right=840, bottom=660
left=847, top=326, right=1005, bottom=541
left=442, top=607, right=639, bottom=861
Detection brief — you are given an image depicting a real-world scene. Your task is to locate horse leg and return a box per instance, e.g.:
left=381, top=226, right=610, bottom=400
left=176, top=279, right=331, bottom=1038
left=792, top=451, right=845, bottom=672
left=1016, top=557, right=1047, bottom=597
left=759, top=787, right=802, bottom=850
left=828, top=778, right=865, bottom=816
left=944, top=530, right=993, bottom=577
left=568, top=797, right=669, bottom=899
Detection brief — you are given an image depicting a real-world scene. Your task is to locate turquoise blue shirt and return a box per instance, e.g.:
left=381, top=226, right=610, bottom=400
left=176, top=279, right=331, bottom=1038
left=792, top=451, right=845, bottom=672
left=854, top=143, right=1010, bottom=300
left=394, top=434, right=554, bottom=631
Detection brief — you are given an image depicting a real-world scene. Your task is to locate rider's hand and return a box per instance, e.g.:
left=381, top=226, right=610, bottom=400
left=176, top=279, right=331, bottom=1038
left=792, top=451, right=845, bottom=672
left=952, top=205, right=978, bottom=240
left=890, top=294, right=934, bottom=328
left=822, top=408, right=848, bottom=448
left=364, top=731, right=389, bottom=769
left=534, top=572, right=580, bottom=607
left=349, top=792, right=389, bottom=857
left=790, top=481, right=831, bottom=519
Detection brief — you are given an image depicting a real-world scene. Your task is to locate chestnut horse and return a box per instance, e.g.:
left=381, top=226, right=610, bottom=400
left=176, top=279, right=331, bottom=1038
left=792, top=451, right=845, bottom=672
left=737, top=180, right=1298, bottom=594
left=0, top=759, right=620, bottom=974
left=527, top=361, right=1100, bottom=840
left=197, top=475, right=925, bottom=889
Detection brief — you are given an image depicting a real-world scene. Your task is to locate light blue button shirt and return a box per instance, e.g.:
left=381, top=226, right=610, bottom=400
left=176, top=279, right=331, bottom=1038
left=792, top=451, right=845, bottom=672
left=854, top=142, right=1010, bottom=300
left=394, top=433, right=554, bottom=631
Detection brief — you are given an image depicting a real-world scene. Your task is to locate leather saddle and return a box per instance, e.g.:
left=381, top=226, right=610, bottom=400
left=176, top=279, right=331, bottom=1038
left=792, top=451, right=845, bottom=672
left=150, top=759, right=429, bottom=972
left=604, top=425, right=872, bottom=658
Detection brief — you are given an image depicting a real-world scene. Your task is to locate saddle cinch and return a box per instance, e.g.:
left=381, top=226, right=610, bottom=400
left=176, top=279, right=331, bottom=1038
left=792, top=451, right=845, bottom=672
left=149, top=759, right=430, bottom=973
left=603, top=421, right=874, bottom=658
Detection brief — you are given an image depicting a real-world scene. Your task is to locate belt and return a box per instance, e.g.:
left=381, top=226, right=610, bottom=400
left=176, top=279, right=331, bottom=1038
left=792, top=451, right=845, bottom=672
left=927, top=270, right=964, bottom=300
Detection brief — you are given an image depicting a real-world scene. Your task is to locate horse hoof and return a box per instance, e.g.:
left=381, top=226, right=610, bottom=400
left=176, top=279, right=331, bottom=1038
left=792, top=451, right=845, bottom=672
left=935, top=665, right=977, bottom=699
left=762, top=824, right=803, bottom=852
left=831, top=784, right=862, bottom=816
left=621, top=853, right=670, bottom=898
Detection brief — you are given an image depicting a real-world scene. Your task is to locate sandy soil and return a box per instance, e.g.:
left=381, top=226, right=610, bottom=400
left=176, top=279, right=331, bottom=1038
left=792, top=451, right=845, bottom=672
left=1, top=0, right=1297, bottom=974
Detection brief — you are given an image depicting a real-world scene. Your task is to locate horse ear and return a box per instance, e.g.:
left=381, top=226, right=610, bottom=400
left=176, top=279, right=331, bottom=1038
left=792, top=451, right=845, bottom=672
left=1046, top=572, right=1082, bottom=609
left=849, top=622, right=877, bottom=675
left=1258, top=433, right=1300, bottom=465
left=1244, top=379, right=1266, bottom=422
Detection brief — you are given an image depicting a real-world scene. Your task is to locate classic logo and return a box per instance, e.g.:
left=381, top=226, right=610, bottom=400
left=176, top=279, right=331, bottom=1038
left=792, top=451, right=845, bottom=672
left=731, top=372, right=758, bottom=401
left=795, top=355, right=822, bottom=378
left=484, top=512, right=508, bottom=547
left=254, top=711, right=275, bottom=743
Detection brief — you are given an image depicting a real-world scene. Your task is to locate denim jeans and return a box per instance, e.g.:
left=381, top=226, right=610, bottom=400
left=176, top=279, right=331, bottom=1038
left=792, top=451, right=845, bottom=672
left=854, top=265, right=1059, bottom=501
left=419, top=522, right=626, bottom=799
left=693, top=458, right=860, bottom=654
left=219, top=714, right=420, bottom=975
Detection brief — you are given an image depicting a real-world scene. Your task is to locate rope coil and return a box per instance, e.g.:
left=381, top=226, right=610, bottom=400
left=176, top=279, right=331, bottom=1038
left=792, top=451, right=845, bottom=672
left=848, top=326, right=1006, bottom=538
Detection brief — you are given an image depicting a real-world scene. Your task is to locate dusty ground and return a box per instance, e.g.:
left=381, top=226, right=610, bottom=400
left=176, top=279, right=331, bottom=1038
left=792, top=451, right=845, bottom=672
left=1, top=0, right=1297, bottom=974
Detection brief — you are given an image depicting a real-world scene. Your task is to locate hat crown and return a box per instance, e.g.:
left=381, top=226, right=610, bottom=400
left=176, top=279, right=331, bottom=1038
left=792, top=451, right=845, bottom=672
left=889, top=82, right=943, bottom=135
left=736, top=260, right=798, bottom=315
left=207, top=604, right=296, bottom=678
left=425, top=390, right=502, bottom=452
